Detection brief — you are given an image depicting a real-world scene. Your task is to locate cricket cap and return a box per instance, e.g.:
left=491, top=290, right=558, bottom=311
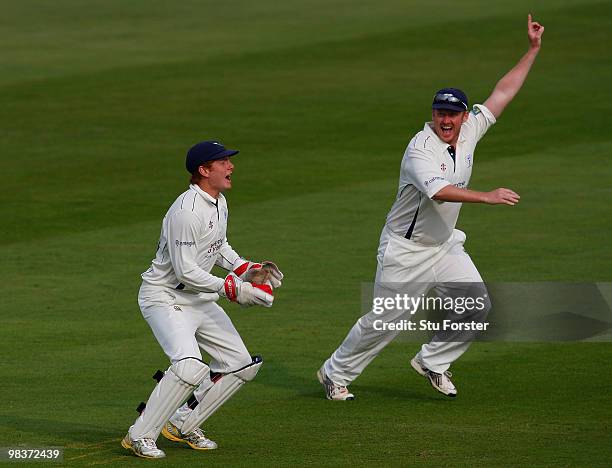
left=186, top=141, right=239, bottom=173
left=432, top=88, right=469, bottom=112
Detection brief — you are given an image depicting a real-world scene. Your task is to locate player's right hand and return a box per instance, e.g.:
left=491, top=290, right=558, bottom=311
left=484, top=188, right=521, bottom=206
left=232, top=260, right=262, bottom=279
left=223, top=273, right=274, bottom=308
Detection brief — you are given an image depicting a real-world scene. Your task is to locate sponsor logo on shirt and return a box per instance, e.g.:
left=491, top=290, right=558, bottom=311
left=208, top=238, right=223, bottom=254
left=175, top=240, right=196, bottom=247
left=424, top=176, right=446, bottom=187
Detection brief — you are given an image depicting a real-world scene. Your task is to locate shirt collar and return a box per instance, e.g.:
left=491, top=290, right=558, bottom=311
left=423, top=121, right=467, bottom=148
left=190, top=184, right=219, bottom=205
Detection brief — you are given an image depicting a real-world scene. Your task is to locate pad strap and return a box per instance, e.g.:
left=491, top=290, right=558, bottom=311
left=129, top=358, right=209, bottom=440
left=180, top=356, right=262, bottom=433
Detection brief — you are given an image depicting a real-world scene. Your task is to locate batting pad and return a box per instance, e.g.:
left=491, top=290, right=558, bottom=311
left=130, top=357, right=209, bottom=440
left=181, top=356, right=262, bottom=434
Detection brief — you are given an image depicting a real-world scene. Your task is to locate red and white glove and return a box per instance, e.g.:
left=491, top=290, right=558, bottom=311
left=222, top=273, right=274, bottom=308
left=232, top=260, right=262, bottom=280
left=232, top=259, right=284, bottom=288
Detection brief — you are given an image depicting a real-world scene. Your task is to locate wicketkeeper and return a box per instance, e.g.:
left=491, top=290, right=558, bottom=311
left=121, top=140, right=283, bottom=459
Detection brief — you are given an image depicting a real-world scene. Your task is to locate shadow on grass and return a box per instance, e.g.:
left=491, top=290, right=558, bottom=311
left=260, top=359, right=446, bottom=402
left=0, top=414, right=117, bottom=444
left=0, top=415, right=135, bottom=463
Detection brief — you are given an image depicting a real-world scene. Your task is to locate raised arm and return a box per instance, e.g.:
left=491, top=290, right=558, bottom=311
left=483, top=14, right=544, bottom=119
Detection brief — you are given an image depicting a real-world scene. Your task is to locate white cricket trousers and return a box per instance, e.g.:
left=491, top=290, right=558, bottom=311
left=324, top=228, right=490, bottom=386
left=138, top=283, right=251, bottom=370
left=137, top=283, right=252, bottom=427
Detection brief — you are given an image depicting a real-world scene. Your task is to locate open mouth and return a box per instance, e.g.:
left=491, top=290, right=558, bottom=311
left=441, top=125, right=453, bottom=137
left=225, top=174, right=232, bottom=181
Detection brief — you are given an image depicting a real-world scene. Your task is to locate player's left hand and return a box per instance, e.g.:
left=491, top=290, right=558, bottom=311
left=259, top=261, right=283, bottom=288
left=234, top=260, right=283, bottom=288
left=527, top=14, right=544, bottom=49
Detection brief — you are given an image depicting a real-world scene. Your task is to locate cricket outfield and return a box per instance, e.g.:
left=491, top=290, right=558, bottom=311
left=1, top=1, right=610, bottom=465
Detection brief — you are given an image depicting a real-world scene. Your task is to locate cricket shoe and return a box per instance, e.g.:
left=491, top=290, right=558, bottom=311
left=317, top=366, right=355, bottom=401
left=161, top=422, right=218, bottom=450
left=121, top=434, right=166, bottom=459
left=410, top=355, right=457, bottom=397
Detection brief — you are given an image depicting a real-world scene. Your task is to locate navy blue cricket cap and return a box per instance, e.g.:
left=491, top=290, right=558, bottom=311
left=185, top=140, right=239, bottom=173
left=432, top=88, right=469, bottom=112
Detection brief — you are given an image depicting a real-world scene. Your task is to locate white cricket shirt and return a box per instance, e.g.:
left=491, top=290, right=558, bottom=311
left=141, top=184, right=241, bottom=294
left=384, top=104, right=496, bottom=245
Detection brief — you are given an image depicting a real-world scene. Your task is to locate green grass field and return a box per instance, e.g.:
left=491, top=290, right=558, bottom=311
left=1, top=1, right=611, bottom=465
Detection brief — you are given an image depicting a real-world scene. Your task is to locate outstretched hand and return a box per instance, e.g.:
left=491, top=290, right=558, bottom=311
left=528, top=14, right=544, bottom=49
left=483, top=188, right=521, bottom=206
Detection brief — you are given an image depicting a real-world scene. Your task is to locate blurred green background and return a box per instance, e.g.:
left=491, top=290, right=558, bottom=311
left=1, top=1, right=610, bottom=465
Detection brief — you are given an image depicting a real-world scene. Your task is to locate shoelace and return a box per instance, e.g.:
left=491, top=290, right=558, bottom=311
left=418, top=358, right=452, bottom=378
left=189, top=428, right=206, bottom=439
left=324, top=373, right=350, bottom=397
left=141, top=438, right=157, bottom=449
left=427, top=370, right=452, bottom=385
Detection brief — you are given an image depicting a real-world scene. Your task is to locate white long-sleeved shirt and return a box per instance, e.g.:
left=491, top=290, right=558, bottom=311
left=384, top=104, right=496, bottom=246
left=141, top=184, right=240, bottom=296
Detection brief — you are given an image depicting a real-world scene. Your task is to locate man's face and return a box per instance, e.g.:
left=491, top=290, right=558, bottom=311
left=432, top=109, right=468, bottom=145
left=205, top=157, right=234, bottom=193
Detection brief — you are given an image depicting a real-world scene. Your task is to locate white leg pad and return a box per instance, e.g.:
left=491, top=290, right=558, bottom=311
left=180, top=356, right=262, bottom=434
left=130, top=358, right=209, bottom=440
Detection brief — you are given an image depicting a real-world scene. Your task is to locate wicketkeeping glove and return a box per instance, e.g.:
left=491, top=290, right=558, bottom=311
left=232, top=260, right=262, bottom=279
left=232, top=259, right=284, bottom=288
left=222, top=273, right=274, bottom=308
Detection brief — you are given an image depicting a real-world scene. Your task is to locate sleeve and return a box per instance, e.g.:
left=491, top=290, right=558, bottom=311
left=403, top=147, right=451, bottom=199
left=463, top=104, right=496, bottom=142
left=166, top=210, right=225, bottom=293
left=216, top=238, right=241, bottom=271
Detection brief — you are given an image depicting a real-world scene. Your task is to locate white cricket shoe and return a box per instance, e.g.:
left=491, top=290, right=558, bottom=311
left=317, top=366, right=355, bottom=401
left=161, top=422, right=218, bottom=450
left=411, top=355, right=457, bottom=397
left=121, top=434, right=166, bottom=459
